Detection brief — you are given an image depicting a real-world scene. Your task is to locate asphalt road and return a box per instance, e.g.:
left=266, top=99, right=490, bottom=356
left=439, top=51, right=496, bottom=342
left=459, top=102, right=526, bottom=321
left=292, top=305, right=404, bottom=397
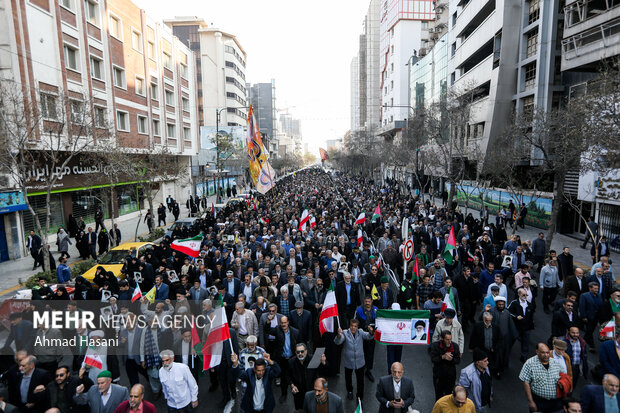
left=140, top=286, right=594, bottom=413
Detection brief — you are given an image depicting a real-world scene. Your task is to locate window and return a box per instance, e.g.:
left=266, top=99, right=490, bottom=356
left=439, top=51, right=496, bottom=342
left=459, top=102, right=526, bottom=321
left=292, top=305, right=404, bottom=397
left=70, top=100, right=83, bottom=124
left=183, top=127, right=191, bottom=141
left=90, top=56, right=103, bottom=80
left=151, top=82, right=158, bottom=99
left=165, top=90, right=174, bottom=106
left=113, top=66, right=125, bottom=88
left=64, top=44, right=79, bottom=71
left=522, top=95, right=535, bottom=118
left=60, top=0, right=73, bottom=10
left=524, top=62, right=536, bottom=89
left=147, top=41, right=155, bottom=59
left=163, top=52, right=172, bottom=69
left=152, top=119, right=160, bottom=136
left=94, top=106, right=106, bottom=127
left=135, top=76, right=145, bottom=96
left=109, top=15, right=121, bottom=39
left=40, top=93, right=58, bottom=120
left=526, top=29, right=538, bottom=57
left=166, top=123, right=175, bottom=138
left=182, top=97, right=189, bottom=111
left=116, top=111, right=129, bottom=131
left=84, top=0, right=99, bottom=25
left=528, top=0, right=540, bottom=24
left=131, top=30, right=142, bottom=52
left=179, top=63, right=188, bottom=79
left=137, top=115, right=147, bottom=134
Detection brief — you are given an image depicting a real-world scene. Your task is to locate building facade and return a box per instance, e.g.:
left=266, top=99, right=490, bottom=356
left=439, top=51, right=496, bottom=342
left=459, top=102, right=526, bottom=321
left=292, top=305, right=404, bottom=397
left=247, top=80, right=278, bottom=157
left=0, top=0, right=198, bottom=261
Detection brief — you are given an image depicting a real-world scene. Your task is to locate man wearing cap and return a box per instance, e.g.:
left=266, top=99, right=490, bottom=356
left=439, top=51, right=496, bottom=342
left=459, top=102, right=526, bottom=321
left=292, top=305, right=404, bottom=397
left=289, top=301, right=313, bottom=345
left=432, top=308, right=464, bottom=356
left=459, top=349, right=493, bottom=413
left=552, top=339, right=573, bottom=379
left=375, top=276, right=395, bottom=310
left=158, top=349, right=198, bottom=412
left=289, top=343, right=328, bottom=412
left=224, top=270, right=241, bottom=299
left=74, top=370, right=129, bottom=413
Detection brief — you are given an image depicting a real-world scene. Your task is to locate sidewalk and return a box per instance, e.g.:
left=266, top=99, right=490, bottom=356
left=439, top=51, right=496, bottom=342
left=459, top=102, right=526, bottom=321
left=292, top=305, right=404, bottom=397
left=0, top=194, right=219, bottom=296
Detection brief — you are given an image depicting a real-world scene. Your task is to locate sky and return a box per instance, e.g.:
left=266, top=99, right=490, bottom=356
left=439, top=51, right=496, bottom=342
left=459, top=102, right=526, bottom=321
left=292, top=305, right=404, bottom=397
left=133, top=0, right=369, bottom=155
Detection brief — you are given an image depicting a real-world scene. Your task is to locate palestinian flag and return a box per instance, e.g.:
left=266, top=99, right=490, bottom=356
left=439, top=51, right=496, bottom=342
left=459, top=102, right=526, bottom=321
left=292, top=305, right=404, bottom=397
left=319, top=284, right=339, bottom=335
left=441, top=287, right=457, bottom=320
left=355, top=212, right=366, bottom=226
left=357, top=229, right=363, bottom=247
left=412, top=256, right=420, bottom=281
left=443, top=226, right=456, bottom=265
left=171, top=235, right=203, bottom=258
left=299, top=209, right=310, bottom=231
left=131, top=284, right=142, bottom=303
left=371, top=204, right=381, bottom=223
left=202, top=296, right=231, bottom=369
left=83, top=346, right=103, bottom=369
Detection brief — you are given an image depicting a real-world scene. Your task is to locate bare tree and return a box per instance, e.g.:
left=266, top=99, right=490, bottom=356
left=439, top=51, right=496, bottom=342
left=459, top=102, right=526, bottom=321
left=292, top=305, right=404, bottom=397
left=0, top=80, right=107, bottom=269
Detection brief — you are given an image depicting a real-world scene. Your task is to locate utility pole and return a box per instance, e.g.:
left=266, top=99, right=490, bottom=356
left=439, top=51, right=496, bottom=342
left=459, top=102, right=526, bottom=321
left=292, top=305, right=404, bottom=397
left=216, top=108, right=222, bottom=203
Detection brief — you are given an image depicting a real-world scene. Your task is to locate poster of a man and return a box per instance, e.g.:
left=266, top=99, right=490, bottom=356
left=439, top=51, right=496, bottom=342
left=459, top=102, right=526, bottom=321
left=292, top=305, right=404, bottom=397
left=411, top=319, right=428, bottom=343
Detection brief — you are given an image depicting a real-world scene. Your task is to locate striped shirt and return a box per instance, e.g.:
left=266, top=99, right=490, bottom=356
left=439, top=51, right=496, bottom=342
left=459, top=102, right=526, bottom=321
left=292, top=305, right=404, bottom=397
left=519, top=356, right=561, bottom=400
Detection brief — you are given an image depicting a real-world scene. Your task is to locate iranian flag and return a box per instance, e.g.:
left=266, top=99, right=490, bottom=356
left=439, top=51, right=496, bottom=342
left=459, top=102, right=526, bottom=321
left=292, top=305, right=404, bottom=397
left=191, top=316, right=203, bottom=370
left=371, top=204, right=381, bottom=223
left=443, top=227, right=456, bottom=265
left=601, top=319, right=615, bottom=339
left=441, top=287, right=457, bottom=320
left=171, top=235, right=203, bottom=258
left=299, top=209, right=310, bottom=231
left=83, top=346, right=103, bottom=369
left=131, top=284, right=142, bottom=303
left=355, top=399, right=363, bottom=413
left=260, top=217, right=269, bottom=225
left=355, top=212, right=366, bottom=226
left=310, top=215, right=317, bottom=228
left=319, top=285, right=339, bottom=335
left=202, top=297, right=231, bottom=370
left=357, top=229, right=363, bottom=247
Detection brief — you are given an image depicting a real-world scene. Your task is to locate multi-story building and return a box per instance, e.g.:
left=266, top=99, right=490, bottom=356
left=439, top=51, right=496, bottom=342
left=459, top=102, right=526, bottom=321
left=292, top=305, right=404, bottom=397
left=166, top=18, right=247, bottom=128
left=247, top=80, right=278, bottom=157
left=560, top=0, right=620, bottom=241
left=279, top=113, right=302, bottom=156
left=350, top=0, right=382, bottom=135
left=379, top=0, right=436, bottom=138
left=447, top=0, right=563, bottom=168
left=0, top=0, right=198, bottom=261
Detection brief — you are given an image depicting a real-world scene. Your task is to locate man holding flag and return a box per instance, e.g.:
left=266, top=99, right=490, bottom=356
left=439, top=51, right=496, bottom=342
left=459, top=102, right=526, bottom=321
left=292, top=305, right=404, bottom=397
left=232, top=352, right=281, bottom=413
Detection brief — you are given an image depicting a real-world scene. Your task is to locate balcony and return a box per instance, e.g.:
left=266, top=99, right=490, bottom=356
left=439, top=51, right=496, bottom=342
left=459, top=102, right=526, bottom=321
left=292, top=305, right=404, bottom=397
left=454, top=54, right=494, bottom=90
left=561, top=17, right=620, bottom=70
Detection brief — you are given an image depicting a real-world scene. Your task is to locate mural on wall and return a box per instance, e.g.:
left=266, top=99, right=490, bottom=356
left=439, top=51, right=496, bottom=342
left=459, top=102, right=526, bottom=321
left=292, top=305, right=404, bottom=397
left=447, top=183, right=553, bottom=229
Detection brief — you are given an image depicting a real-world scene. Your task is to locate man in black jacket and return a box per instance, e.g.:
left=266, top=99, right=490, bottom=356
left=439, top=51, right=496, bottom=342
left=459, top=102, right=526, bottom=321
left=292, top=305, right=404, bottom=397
left=289, top=301, right=313, bottom=345
left=430, top=330, right=461, bottom=400
left=264, top=315, right=301, bottom=403
left=27, top=231, right=42, bottom=270
left=288, top=343, right=327, bottom=411
left=44, top=365, right=93, bottom=413
left=508, top=287, right=536, bottom=363
left=8, top=355, right=51, bottom=413
left=469, top=312, right=502, bottom=376
left=376, top=362, right=416, bottom=413
left=336, top=273, right=360, bottom=327
left=551, top=300, right=579, bottom=340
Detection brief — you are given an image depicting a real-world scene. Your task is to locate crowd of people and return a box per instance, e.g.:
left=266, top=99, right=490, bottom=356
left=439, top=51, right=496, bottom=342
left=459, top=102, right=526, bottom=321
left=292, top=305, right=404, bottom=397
left=4, top=166, right=619, bottom=413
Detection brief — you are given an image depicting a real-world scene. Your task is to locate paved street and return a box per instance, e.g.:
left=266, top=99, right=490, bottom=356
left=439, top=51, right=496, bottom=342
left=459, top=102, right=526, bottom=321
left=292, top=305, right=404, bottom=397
left=0, top=197, right=216, bottom=297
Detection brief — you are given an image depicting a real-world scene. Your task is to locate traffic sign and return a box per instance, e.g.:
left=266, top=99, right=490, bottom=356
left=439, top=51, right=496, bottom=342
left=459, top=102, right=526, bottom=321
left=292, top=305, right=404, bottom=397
left=403, top=239, right=414, bottom=262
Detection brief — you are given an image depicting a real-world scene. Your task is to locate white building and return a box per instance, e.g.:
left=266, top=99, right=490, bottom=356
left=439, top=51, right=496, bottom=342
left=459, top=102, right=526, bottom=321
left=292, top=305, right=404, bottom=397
left=198, top=28, right=248, bottom=127
left=379, top=0, right=435, bottom=137
left=447, top=0, right=563, bottom=167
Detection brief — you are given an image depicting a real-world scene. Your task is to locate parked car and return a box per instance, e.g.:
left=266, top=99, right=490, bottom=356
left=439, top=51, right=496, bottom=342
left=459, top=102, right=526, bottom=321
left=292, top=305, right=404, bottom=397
left=81, top=242, right=155, bottom=281
left=164, top=217, right=198, bottom=239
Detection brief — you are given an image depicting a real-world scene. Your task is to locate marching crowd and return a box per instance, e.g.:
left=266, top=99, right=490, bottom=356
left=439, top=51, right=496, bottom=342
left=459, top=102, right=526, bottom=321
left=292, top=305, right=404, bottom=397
left=3, top=166, right=618, bottom=413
